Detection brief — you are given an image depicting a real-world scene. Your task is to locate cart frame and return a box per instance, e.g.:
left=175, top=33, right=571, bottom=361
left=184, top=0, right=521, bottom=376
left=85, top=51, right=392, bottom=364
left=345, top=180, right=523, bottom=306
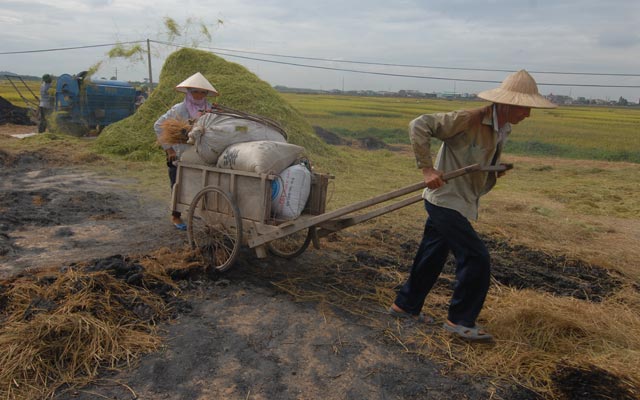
left=171, top=161, right=510, bottom=271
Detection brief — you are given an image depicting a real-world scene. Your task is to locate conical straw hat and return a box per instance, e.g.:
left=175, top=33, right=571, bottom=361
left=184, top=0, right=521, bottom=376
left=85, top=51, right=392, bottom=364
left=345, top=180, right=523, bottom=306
left=175, top=72, right=219, bottom=96
left=477, top=70, right=556, bottom=108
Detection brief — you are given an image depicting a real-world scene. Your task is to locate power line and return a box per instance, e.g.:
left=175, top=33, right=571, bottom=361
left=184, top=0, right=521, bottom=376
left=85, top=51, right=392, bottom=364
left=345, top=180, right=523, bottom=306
left=153, top=40, right=640, bottom=89
left=153, top=41, right=640, bottom=78
left=3, top=40, right=639, bottom=88
left=0, top=41, right=145, bottom=55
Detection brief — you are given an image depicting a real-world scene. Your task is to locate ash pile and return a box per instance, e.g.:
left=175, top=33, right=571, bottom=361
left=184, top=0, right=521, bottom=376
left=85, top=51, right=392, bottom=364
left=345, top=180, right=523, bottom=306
left=0, top=96, right=35, bottom=125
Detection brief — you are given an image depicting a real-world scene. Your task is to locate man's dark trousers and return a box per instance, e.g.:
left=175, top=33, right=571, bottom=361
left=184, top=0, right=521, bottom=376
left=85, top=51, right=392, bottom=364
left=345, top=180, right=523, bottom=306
left=394, top=200, right=491, bottom=327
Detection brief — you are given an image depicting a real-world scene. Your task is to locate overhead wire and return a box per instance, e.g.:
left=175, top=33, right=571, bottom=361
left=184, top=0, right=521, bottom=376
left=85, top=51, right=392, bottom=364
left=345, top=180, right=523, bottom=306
left=175, top=43, right=640, bottom=78
left=0, top=41, right=145, bottom=55
left=2, top=39, right=639, bottom=88
left=151, top=40, right=640, bottom=88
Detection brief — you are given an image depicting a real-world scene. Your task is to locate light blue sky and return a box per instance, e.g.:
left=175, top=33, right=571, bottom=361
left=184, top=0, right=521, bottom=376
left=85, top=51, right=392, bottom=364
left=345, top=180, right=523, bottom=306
left=1, top=0, right=639, bottom=100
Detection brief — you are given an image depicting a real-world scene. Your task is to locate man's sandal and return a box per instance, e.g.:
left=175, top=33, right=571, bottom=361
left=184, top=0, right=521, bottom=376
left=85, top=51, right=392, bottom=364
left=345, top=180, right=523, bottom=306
left=443, top=321, right=494, bottom=342
left=388, top=305, right=435, bottom=324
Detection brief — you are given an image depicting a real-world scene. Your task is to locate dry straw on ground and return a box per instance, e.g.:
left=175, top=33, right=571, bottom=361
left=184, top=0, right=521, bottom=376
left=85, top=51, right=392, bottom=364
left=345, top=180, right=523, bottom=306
left=269, top=235, right=640, bottom=399
left=4, top=47, right=638, bottom=399
left=0, top=250, right=195, bottom=399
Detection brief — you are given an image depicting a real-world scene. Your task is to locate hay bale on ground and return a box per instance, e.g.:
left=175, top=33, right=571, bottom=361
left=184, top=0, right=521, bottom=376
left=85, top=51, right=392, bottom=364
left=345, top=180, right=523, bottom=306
left=0, top=252, right=193, bottom=399
left=94, top=48, right=330, bottom=161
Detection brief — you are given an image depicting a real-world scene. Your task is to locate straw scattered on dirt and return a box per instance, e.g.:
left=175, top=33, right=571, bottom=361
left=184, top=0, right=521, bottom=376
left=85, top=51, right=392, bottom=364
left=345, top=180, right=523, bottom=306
left=2, top=47, right=639, bottom=399
left=0, top=253, right=187, bottom=399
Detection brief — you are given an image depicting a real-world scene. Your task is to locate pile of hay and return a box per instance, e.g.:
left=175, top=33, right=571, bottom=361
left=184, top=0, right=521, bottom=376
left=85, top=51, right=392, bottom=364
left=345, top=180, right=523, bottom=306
left=94, top=48, right=329, bottom=161
left=0, top=252, right=193, bottom=399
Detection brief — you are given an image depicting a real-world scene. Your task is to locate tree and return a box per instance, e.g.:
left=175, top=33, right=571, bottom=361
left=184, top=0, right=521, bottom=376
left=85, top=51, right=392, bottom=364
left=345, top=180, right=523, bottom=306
left=618, top=96, right=628, bottom=106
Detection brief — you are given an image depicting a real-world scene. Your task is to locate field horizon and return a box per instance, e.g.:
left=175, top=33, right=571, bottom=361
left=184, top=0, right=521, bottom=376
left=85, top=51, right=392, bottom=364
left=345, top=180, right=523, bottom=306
left=1, top=87, right=639, bottom=398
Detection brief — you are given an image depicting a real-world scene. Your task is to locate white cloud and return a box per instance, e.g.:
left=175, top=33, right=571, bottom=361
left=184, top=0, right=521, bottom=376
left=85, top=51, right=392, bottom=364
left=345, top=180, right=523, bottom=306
left=0, top=0, right=638, bottom=99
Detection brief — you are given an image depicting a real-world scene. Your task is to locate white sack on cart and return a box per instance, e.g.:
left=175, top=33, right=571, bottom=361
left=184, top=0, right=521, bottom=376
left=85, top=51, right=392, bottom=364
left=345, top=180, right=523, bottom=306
left=271, top=163, right=311, bottom=220
left=216, top=140, right=304, bottom=174
left=188, top=113, right=286, bottom=164
left=179, top=146, right=208, bottom=165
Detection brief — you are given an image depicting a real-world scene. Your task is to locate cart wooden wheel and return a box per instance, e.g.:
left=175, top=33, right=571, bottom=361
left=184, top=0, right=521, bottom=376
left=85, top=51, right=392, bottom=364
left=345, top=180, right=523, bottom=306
left=268, top=227, right=313, bottom=259
left=187, top=186, right=242, bottom=272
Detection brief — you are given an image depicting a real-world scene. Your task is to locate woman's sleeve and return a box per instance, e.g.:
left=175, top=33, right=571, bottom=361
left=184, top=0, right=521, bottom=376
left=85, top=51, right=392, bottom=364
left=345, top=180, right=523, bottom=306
left=154, top=105, right=180, bottom=150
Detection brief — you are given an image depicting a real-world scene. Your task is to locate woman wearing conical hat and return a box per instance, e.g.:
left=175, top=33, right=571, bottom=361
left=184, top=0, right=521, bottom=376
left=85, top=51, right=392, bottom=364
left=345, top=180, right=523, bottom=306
left=389, top=70, right=556, bottom=341
left=154, top=72, right=219, bottom=230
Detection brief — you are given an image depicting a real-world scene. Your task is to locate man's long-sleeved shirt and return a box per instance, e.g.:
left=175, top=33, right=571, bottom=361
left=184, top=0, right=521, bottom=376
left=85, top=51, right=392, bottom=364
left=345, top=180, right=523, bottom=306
left=409, top=105, right=510, bottom=220
left=39, top=82, right=52, bottom=109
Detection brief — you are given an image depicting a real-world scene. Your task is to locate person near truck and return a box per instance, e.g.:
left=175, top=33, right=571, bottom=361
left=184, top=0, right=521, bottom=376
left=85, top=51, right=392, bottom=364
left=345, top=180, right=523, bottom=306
left=154, top=72, right=219, bottom=230
left=389, top=70, right=556, bottom=341
left=38, top=74, right=53, bottom=133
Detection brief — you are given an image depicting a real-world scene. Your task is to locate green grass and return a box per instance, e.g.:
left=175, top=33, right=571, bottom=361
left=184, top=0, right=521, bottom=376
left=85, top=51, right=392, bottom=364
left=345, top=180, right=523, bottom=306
left=282, top=93, right=640, bottom=163
left=8, top=74, right=638, bottom=163
left=501, top=160, right=640, bottom=219
left=280, top=94, right=475, bottom=144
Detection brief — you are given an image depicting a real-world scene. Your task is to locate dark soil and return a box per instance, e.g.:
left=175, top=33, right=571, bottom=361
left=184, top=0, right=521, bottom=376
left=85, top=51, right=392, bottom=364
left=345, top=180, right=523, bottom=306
left=486, top=236, right=623, bottom=302
left=1, top=132, right=636, bottom=400
left=0, top=145, right=487, bottom=400
left=0, top=148, right=180, bottom=276
left=347, top=228, right=623, bottom=304
left=313, top=126, right=388, bottom=149
left=0, top=96, right=35, bottom=125
left=313, top=126, right=348, bottom=145
left=551, top=362, right=640, bottom=400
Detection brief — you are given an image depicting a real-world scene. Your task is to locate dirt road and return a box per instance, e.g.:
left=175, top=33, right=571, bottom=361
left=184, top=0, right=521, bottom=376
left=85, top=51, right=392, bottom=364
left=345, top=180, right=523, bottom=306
left=1, top=125, right=494, bottom=399
left=2, top=124, right=629, bottom=399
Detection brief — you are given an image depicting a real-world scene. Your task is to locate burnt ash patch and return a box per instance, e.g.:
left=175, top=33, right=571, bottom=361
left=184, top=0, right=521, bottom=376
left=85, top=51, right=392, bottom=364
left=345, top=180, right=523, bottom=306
left=0, top=150, right=47, bottom=170
left=0, top=255, right=194, bottom=320
left=315, top=230, right=624, bottom=303
left=1, top=151, right=125, bottom=235
left=483, top=236, right=623, bottom=302
left=80, top=255, right=195, bottom=317
left=495, top=385, right=544, bottom=400
left=313, top=126, right=348, bottom=145
left=0, top=96, right=35, bottom=126
left=0, top=232, right=17, bottom=257
left=0, top=189, right=124, bottom=231
left=551, top=362, right=640, bottom=400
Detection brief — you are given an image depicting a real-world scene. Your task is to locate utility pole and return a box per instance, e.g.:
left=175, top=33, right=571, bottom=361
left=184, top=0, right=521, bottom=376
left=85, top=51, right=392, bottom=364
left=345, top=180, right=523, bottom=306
left=147, top=39, right=153, bottom=93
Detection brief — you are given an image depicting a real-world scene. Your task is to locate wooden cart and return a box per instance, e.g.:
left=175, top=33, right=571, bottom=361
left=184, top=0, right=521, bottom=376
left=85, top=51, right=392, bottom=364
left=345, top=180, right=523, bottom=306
left=171, top=162, right=510, bottom=272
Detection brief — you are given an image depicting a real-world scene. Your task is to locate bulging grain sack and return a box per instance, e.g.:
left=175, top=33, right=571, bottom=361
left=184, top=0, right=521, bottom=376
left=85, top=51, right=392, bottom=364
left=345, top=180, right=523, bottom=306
left=179, top=146, right=209, bottom=165
left=189, top=113, right=286, bottom=164
left=216, top=140, right=304, bottom=174
left=271, top=163, right=311, bottom=220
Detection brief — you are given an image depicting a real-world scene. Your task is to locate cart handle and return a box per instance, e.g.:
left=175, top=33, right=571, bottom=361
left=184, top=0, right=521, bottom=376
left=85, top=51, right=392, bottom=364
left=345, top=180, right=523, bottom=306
left=310, top=162, right=513, bottom=239
left=248, top=163, right=511, bottom=248
left=442, top=163, right=481, bottom=181
left=443, top=162, right=513, bottom=181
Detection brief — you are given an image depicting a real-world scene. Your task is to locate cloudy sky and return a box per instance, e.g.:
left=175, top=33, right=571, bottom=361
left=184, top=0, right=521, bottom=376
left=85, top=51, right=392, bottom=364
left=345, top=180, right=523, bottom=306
left=1, top=0, right=639, bottom=100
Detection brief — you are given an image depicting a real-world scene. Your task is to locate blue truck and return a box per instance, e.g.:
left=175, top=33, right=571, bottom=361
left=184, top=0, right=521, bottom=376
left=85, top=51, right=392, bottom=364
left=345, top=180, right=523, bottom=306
left=54, top=71, right=136, bottom=135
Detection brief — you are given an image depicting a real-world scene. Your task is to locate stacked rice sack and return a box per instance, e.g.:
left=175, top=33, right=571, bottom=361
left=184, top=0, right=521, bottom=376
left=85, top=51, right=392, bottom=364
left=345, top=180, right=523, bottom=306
left=173, top=112, right=311, bottom=220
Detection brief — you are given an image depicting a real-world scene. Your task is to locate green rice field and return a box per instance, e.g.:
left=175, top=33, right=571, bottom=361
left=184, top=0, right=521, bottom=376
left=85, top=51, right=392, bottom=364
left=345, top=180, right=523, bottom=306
left=2, top=78, right=639, bottom=163
left=280, top=93, right=640, bottom=163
